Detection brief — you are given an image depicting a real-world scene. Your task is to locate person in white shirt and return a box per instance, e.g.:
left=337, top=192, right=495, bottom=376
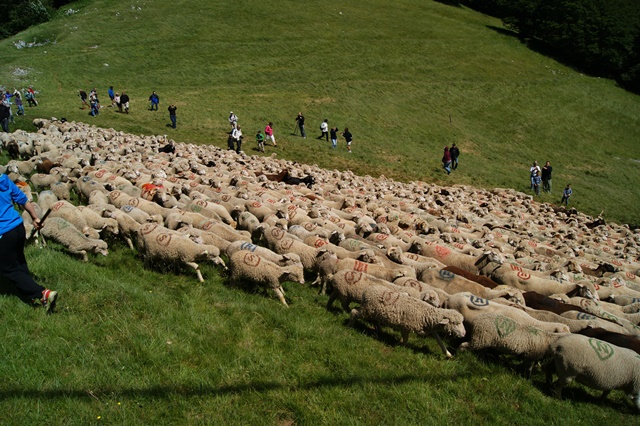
left=232, top=125, right=243, bottom=153
left=317, top=119, right=329, bottom=141
left=530, top=161, right=541, bottom=190
left=229, top=111, right=238, bottom=131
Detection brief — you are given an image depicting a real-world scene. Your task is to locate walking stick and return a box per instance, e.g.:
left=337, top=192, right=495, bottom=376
left=26, top=208, right=51, bottom=245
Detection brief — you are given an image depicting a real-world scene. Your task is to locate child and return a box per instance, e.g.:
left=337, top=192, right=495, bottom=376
left=256, top=130, right=265, bottom=153
left=561, top=184, right=572, bottom=206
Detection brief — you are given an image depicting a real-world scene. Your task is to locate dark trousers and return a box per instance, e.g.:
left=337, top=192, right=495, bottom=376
left=299, top=124, right=306, bottom=138
left=318, top=131, right=328, bottom=141
left=451, top=156, right=458, bottom=170
left=0, top=223, right=44, bottom=300
left=170, top=115, right=177, bottom=128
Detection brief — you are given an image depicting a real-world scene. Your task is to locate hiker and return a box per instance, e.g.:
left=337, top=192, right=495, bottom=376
left=295, top=112, right=306, bottom=138
left=232, top=125, right=243, bottom=154
left=530, top=161, right=541, bottom=190
left=149, top=91, right=160, bottom=111
left=442, top=146, right=452, bottom=174
left=561, top=184, right=572, bottom=206
left=265, top=122, right=276, bottom=147
left=168, top=104, right=177, bottom=128
left=532, top=169, right=541, bottom=195
left=108, top=86, right=115, bottom=107
left=256, top=130, right=265, bottom=152
left=318, top=119, right=329, bottom=141
left=0, top=173, right=58, bottom=312
left=0, top=99, right=10, bottom=132
left=14, top=92, right=24, bottom=116
left=541, top=161, right=552, bottom=193
left=229, top=111, right=238, bottom=131
left=342, top=128, right=353, bottom=153
left=120, top=92, right=130, bottom=114
left=330, top=127, right=338, bottom=149
left=79, top=89, right=88, bottom=109
left=450, top=143, right=460, bottom=170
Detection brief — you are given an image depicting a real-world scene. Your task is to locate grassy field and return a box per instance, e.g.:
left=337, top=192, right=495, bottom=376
left=1, top=0, right=640, bottom=424
left=1, top=0, right=639, bottom=225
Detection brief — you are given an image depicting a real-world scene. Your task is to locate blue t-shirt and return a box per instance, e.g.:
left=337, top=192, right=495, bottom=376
left=0, top=174, right=27, bottom=235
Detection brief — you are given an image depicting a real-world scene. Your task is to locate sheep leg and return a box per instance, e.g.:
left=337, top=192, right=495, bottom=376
left=125, top=236, right=134, bottom=250
left=185, top=262, right=204, bottom=283
left=598, top=390, right=611, bottom=401
left=552, top=376, right=573, bottom=399
left=273, top=286, right=288, bottom=307
left=431, top=332, right=453, bottom=358
left=326, top=290, right=338, bottom=310
left=401, top=330, right=410, bottom=345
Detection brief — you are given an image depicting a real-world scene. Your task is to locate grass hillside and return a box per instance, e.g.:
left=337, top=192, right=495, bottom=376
left=1, top=0, right=639, bottom=225
left=1, top=1, right=640, bottom=424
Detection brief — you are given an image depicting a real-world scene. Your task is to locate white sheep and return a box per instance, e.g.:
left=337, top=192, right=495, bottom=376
left=136, top=222, right=226, bottom=282
left=459, top=313, right=567, bottom=362
left=350, top=285, right=466, bottom=358
left=547, top=333, right=640, bottom=411
left=40, top=217, right=109, bottom=261
left=228, top=250, right=305, bottom=306
left=444, top=292, right=570, bottom=333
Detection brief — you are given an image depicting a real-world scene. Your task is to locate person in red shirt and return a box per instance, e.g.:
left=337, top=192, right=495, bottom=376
left=265, top=122, right=276, bottom=147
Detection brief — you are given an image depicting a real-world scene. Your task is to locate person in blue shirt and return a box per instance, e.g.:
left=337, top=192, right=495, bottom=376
left=108, top=86, right=115, bottom=107
left=149, top=91, right=159, bottom=111
left=561, top=184, right=572, bottom=206
left=0, top=174, right=58, bottom=312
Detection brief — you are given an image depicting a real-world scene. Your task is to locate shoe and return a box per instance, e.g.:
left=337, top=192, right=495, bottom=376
left=42, top=289, right=58, bottom=314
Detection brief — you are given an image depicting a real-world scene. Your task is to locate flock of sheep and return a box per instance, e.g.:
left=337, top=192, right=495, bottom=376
left=2, top=118, right=640, bottom=412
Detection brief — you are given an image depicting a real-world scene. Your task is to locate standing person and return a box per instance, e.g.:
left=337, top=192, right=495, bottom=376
left=78, top=89, right=88, bottom=109
left=108, top=86, right=115, bottom=107
left=14, top=92, right=24, bottom=116
left=229, top=111, right=238, bottom=131
left=120, top=92, right=130, bottom=114
left=442, top=146, right=452, bottom=174
left=168, top=104, right=177, bottom=129
left=450, top=143, right=460, bottom=170
left=256, top=130, right=265, bottom=153
left=232, top=125, right=243, bottom=154
left=114, top=92, right=122, bottom=112
left=532, top=170, right=541, bottom=195
left=541, top=161, right=553, bottom=193
left=295, top=112, right=306, bottom=138
left=342, top=128, right=353, bottom=153
left=149, top=91, right=160, bottom=111
left=90, top=97, right=99, bottom=116
left=529, top=161, right=541, bottom=190
left=265, top=122, right=276, bottom=147
left=0, top=98, right=10, bottom=132
left=318, top=119, right=329, bottom=141
left=27, top=86, right=37, bottom=106
left=0, top=173, right=58, bottom=312
left=330, top=126, right=338, bottom=149
left=24, top=90, right=36, bottom=107
left=561, top=184, right=572, bottom=206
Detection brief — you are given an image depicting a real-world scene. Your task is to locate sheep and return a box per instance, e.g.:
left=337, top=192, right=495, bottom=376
left=225, top=240, right=303, bottom=270
left=47, top=200, right=101, bottom=239
left=50, top=181, right=71, bottom=201
left=459, top=313, right=567, bottom=363
left=110, top=209, right=142, bottom=249
left=575, top=327, right=640, bottom=355
left=316, top=250, right=413, bottom=294
left=136, top=222, right=226, bottom=282
left=350, top=285, right=466, bottom=358
left=40, top=217, right=109, bottom=261
left=260, top=225, right=324, bottom=272
left=76, top=206, right=119, bottom=237
left=547, top=334, right=640, bottom=411
left=228, top=250, right=305, bottom=306
left=476, top=253, right=600, bottom=301
left=419, top=268, right=525, bottom=305
left=444, top=292, right=569, bottom=333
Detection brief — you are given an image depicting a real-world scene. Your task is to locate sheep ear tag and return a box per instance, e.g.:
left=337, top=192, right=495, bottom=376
left=494, top=315, right=516, bottom=338
left=588, top=338, right=614, bottom=361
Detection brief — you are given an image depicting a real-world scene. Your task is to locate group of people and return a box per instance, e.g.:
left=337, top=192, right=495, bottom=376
left=294, top=113, right=353, bottom=152
left=529, top=160, right=572, bottom=205
left=0, top=87, right=37, bottom=132
left=80, top=87, right=131, bottom=115
left=441, top=144, right=460, bottom=175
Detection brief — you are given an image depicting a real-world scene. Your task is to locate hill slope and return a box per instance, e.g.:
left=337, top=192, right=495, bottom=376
left=2, top=0, right=640, bottom=224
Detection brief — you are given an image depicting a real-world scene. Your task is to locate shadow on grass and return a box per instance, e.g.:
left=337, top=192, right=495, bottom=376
left=0, top=371, right=471, bottom=401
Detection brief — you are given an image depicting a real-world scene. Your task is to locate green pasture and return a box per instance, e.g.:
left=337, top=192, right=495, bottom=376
left=1, top=0, right=639, bottom=224
left=1, top=0, right=640, bottom=423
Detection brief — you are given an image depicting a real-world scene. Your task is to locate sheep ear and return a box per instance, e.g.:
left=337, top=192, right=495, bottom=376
left=439, top=318, right=450, bottom=325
